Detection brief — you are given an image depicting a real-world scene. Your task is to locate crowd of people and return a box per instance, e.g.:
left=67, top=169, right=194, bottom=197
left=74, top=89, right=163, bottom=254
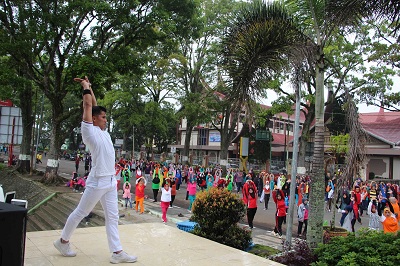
left=109, top=159, right=317, bottom=238
left=333, top=176, right=400, bottom=233
left=118, top=160, right=400, bottom=237
left=68, top=156, right=400, bottom=242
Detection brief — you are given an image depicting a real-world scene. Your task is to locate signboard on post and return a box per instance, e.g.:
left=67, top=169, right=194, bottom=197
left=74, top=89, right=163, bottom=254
left=240, top=137, right=249, bottom=157
left=0, top=106, right=23, bottom=144
left=115, top=139, right=124, bottom=146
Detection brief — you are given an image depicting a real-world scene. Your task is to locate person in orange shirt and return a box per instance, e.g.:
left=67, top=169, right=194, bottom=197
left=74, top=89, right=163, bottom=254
left=135, top=177, right=147, bottom=214
left=378, top=196, right=399, bottom=234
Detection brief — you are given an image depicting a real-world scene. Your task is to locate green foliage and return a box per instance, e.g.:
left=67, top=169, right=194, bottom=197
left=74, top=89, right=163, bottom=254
left=326, top=134, right=349, bottom=156
left=248, top=244, right=279, bottom=258
left=312, top=229, right=400, bottom=266
left=191, top=188, right=252, bottom=250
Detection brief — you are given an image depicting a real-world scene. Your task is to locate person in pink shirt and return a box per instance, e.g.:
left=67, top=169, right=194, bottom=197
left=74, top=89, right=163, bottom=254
left=187, top=175, right=197, bottom=212
left=122, top=182, right=132, bottom=209
left=297, top=198, right=309, bottom=238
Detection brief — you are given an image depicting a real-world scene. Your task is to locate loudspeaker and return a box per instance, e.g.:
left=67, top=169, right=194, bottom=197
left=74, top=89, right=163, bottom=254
left=0, top=202, right=27, bottom=266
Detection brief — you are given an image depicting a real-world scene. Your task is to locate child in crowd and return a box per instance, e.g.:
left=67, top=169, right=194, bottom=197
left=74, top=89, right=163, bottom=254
left=297, top=198, right=309, bottom=238
left=122, top=182, right=132, bottom=209
left=152, top=173, right=161, bottom=202
left=160, top=181, right=171, bottom=223
left=262, top=178, right=271, bottom=210
left=67, top=172, right=78, bottom=188
left=135, top=177, right=147, bottom=214
left=73, top=175, right=86, bottom=193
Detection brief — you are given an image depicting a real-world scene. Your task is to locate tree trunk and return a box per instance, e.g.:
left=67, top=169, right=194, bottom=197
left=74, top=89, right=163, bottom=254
left=307, top=61, right=325, bottom=248
left=17, top=82, right=34, bottom=173
left=219, top=108, right=238, bottom=175
left=298, top=105, right=314, bottom=169
left=183, top=120, right=194, bottom=164
left=42, top=101, right=64, bottom=184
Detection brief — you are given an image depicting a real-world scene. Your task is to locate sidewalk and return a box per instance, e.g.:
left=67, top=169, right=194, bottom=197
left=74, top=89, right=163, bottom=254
left=25, top=194, right=283, bottom=266
left=118, top=196, right=285, bottom=251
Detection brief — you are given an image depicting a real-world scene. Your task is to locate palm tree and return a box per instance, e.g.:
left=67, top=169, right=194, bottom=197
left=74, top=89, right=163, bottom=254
left=222, top=0, right=370, bottom=247
left=328, top=0, right=400, bottom=33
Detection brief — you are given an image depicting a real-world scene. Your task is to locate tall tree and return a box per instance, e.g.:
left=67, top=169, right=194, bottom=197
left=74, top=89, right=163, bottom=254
left=171, top=0, right=241, bottom=164
left=221, top=0, right=382, bottom=247
left=0, top=0, right=197, bottom=183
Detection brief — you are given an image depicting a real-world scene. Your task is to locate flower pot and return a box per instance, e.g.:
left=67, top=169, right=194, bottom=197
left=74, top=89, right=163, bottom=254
left=323, top=226, right=348, bottom=243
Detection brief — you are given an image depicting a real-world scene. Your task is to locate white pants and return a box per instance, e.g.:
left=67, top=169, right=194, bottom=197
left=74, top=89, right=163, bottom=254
left=61, top=176, right=122, bottom=252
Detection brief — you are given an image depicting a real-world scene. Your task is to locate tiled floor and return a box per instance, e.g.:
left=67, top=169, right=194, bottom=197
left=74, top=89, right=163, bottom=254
left=25, top=223, right=282, bottom=265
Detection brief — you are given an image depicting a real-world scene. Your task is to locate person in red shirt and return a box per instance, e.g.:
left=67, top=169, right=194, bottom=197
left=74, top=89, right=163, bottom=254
left=242, top=177, right=258, bottom=229
left=272, top=189, right=286, bottom=238
left=353, top=185, right=363, bottom=216
left=135, top=177, right=147, bottom=214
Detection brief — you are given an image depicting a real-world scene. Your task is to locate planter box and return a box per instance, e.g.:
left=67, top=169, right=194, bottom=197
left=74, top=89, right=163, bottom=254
left=176, top=220, right=198, bottom=232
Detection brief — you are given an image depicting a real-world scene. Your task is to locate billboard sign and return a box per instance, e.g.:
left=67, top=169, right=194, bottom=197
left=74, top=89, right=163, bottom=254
left=0, top=106, right=23, bottom=144
left=209, top=132, right=221, bottom=142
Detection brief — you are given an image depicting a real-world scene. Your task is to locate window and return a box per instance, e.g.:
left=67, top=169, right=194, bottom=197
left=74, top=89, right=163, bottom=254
left=198, top=128, right=207, bottom=146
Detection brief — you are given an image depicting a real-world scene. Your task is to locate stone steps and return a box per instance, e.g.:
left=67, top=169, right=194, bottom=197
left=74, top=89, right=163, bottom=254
left=26, top=193, right=105, bottom=232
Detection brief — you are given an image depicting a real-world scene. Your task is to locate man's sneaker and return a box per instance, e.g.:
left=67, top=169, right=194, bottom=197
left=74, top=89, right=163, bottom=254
left=53, top=238, right=77, bottom=257
left=110, top=251, right=137, bottom=264
left=271, top=231, right=277, bottom=236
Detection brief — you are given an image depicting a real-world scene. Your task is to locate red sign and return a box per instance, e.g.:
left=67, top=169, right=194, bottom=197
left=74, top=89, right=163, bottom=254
left=0, top=99, right=13, bottom=106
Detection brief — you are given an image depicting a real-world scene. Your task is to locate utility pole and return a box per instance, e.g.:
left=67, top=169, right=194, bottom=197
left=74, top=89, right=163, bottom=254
left=132, top=125, right=135, bottom=160
left=285, top=71, right=302, bottom=247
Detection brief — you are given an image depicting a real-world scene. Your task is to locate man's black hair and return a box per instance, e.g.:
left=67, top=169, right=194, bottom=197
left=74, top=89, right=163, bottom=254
left=92, top=106, right=107, bottom=116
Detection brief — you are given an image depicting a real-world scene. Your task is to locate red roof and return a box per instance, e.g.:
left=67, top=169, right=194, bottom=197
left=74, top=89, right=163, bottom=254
left=272, top=133, right=294, bottom=146
left=359, top=108, right=400, bottom=146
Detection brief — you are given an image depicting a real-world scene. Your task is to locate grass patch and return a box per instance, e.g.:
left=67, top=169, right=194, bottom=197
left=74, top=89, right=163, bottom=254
left=248, top=244, right=280, bottom=258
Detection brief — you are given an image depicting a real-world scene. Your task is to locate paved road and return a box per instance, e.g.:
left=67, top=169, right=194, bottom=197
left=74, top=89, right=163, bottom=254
left=31, top=156, right=372, bottom=235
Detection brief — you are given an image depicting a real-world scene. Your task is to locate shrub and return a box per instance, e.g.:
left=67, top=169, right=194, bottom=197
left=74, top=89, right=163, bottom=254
left=270, top=238, right=316, bottom=266
left=312, top=229, right=400, bottom=266
left=190, top=187, right=252, bottom=250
